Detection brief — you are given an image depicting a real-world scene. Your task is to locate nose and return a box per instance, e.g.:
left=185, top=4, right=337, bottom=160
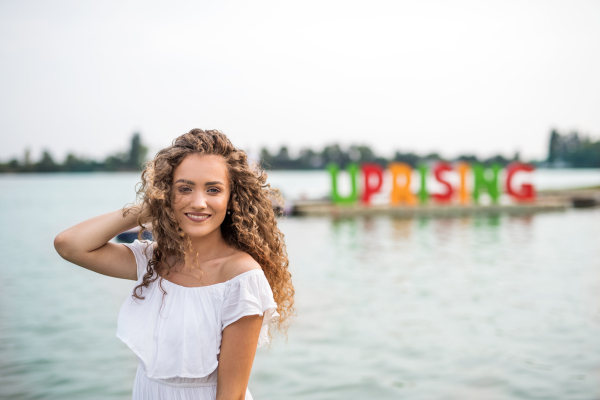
left=190, top=190, right=208, bottom=209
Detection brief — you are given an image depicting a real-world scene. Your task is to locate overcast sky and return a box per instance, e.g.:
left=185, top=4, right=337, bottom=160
left=1, top=0, right=599, bottom=162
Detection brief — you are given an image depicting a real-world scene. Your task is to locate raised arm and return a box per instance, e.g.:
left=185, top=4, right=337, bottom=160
left=217, top=314, right=264, bottom=400
left=53, top=206, right=142, bottom=280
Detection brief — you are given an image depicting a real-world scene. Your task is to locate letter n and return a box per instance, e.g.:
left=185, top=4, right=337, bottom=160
left=472, top=164, right=501, bottom=204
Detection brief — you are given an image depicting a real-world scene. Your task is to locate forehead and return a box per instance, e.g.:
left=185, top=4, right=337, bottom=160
left=173, top=154, right=229, bottom=183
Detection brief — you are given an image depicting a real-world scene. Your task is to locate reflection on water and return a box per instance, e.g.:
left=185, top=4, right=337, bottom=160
left=1, top=174, right=599, bottom=400
left=253, top=211, right=600, bottom=400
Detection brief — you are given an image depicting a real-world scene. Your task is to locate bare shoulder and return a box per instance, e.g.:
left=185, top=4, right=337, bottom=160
left=222, top=251, right=262, bottom=281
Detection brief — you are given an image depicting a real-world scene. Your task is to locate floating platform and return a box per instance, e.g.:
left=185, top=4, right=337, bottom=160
left=291, top=187, right=600, bottom=218
left=292, top=201, right=568, bottom=218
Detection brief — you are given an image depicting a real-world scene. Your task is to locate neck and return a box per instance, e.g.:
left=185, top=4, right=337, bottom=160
left=187, top=228, right=230, bottom=264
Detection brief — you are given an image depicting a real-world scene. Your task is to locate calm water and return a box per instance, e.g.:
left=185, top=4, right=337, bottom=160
left=1, top=171, right=599, bottom=400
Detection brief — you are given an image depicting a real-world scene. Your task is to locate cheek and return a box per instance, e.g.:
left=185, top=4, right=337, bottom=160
left=172, top=194, right=187, bottom=209
left=214, top=194, right=229, bottom=213
left=217, top=197, right=229, bottom=212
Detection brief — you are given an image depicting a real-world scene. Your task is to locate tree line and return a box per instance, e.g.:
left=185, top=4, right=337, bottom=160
left=1, top=129, right=598, bottom=173
left=546, top=129, right=600, bottom=168
left=261, top=129, right=599, bottom=169
left=260, top=144, right=522, bottom=170
left=0, top=133, right=147, bottom=173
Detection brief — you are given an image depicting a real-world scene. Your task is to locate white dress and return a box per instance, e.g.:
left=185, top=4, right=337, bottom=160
left=117, top=240, right=279, bottom=400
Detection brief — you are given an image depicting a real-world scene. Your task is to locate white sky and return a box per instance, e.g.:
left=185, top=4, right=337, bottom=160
left=1, top=0, right=599, bottom=162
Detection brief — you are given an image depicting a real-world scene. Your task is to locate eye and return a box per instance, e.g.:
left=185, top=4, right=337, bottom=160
left=178, top=186, right=192, bottom=193
left=207, top=187, right=221, bottom=194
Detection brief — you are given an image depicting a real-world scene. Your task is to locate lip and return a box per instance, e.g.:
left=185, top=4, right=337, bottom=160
left=184, top=212, right=211, bottom=223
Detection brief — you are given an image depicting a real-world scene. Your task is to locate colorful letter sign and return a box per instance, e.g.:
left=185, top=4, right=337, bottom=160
left=472, top=164, right=501, bottom=204
left=327, top=163, right=359, bottom=205
left=505, top=162, right=535, bottom=202
left=431, top=162, right=454, bottom=203
left=389, top=163, right=416, bottom=205
left=328, top=161, right=536, bottom=206
left=361, top=163, right=384, bottom=205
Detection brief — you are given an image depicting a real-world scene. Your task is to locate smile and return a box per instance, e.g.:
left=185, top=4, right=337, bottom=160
left=185, top=213, right=211, bottom=222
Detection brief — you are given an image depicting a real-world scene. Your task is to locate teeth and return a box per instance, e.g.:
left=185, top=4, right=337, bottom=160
left=186, top=214, right=209, bottom=220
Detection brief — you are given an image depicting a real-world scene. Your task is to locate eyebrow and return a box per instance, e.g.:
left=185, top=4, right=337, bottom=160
left=174, top=179, right=225, bottom=186
left=174, top=179, right=195, bottom=185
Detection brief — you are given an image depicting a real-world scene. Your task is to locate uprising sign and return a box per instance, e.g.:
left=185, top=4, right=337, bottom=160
left=327, top=162, right=536, bottom=206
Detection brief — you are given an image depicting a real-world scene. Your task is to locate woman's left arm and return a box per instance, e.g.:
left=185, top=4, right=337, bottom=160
left=217, top=314, right=264, bottom=400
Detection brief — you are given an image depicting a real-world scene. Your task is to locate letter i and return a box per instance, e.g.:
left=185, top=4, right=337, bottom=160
left=457, top=162, right=469, bottom=204
left=418, top=164, right=428, bottom=204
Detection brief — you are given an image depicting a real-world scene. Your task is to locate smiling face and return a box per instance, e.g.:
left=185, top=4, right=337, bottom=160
left=172, top=154, right=230, bottom=241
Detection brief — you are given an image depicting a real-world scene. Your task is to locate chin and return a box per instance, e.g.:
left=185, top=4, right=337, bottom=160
left=180, top=225, right=220, bottom=239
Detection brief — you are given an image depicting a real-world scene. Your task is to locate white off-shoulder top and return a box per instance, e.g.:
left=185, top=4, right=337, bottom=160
left=116, top=240, right=279, bottom=395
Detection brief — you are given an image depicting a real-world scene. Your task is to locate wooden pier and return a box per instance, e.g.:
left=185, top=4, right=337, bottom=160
left=292, top=188, right=600, bottom=218
left=291, top=187, right=599, bottom=218
left=292, top=201, right=567, bottom=218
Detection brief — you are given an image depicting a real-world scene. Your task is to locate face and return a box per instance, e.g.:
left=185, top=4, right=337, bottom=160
left=171, top=154, right=230, bottom=240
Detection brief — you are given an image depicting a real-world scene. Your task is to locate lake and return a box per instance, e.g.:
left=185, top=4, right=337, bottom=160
left=0, top=170, right=599, bottom=399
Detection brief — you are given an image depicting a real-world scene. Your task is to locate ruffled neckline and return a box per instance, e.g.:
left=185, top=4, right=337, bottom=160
left=155, top=269, right=265, bottom=290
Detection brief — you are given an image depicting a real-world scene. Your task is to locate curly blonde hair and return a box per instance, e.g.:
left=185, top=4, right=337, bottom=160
left=129, top=129, right=294, bottom=334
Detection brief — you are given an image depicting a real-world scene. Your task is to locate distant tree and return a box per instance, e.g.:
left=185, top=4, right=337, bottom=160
left=260, top=148, right=275, bottom=168
left=546, top=129, right=600, bottom=168
left=104, top=153, right=127, bottom=171
left=35, top=150, right=61, bottom=172
left=456, top=154, right=480, bottom=164
left=564, top=132, right=581, bottom=153
left=126, top=132, right=148, bottom=170
left=8, top=159, right=21, bottom=170
left=393, top=151, right=420, bottom=167
left=423, top=152, right=443, bottom=162
left=562, top=134, right=600, bottom=168
left=483, top=154, right=510, bottom=167
left=548, top=129, right=560, bottom=164
left=272, top=146, right=298, bottom=169
left=277, top=146, right=290, bottom=161
left=64, top=153, right=99, bottom=172
left=101, top=132, right=149, bottom=171
left=23, top=148, right=33, bottom=172
left=298, top=148, right=321, bottom=169
left=356, top=145, right=375, bottom=162
left=321, top=144, right=351, bottom=167
left=0, top=158, right=20, bottom=173
left=24, top=149, right=31, bottom=166
left=353, top=145, right=387, bottom=166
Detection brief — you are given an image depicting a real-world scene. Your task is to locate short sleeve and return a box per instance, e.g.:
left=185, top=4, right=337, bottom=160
left=221, top=271, right=279, bottom=347
left=122, top=239, right=154, bottom=280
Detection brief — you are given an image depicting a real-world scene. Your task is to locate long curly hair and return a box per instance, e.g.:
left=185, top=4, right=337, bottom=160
left=128, top=129, right=294, bottom=334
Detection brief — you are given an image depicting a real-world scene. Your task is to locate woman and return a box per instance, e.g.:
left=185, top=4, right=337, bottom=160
left=54, top=129, right=294, bottom=399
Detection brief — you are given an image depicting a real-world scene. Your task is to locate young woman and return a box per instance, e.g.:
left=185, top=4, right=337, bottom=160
left=54, top=129, right=294, bottom=399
